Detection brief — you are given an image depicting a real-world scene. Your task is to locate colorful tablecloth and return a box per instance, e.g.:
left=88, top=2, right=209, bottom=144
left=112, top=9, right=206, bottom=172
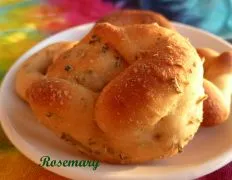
left=0, top=0, right=231, bottom=179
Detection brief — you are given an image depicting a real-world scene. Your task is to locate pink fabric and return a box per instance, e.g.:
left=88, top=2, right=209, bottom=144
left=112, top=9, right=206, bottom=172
left=48, top=0, right=117, bottom=26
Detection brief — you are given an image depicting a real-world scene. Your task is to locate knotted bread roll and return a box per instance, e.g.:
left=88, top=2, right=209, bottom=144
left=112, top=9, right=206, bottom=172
left=16, top=23, right=204, bottom=164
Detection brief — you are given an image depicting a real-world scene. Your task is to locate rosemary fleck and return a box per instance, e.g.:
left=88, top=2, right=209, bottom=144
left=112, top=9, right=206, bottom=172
left=102, top=44, right=109, bottom=53
left=86, top=69, right=93, bottom=74
left=177, top=144, right=183, bottom=153
left=45, top=112, right=53, bottom=118
left=89, top=34, right=101, bottom=44
left=188, top=120, right=194, bottom=125
left=115, top=60, right=121, bottom=68
left=88, top=138, right=96, bottom=145
left=119, top=153, right=128, bottom=160
left=64, top=65, right=72, bottom=72
left=114, top=55, right=121, bottom=61
left=196, top=95, right=208, bottom=104
left=153, top=133, right=162, bottom=141
left=171, top=77, right=183, bottom=93
left=60, top=133, right=92, bottom=153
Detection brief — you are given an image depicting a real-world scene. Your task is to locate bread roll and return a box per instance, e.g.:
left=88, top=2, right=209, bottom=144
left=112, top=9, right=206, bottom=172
left=97, top=9, right=175, bottom=30
left=16, top=23, right=204, bottom=164
left=197, top=48, right=232, bottom=126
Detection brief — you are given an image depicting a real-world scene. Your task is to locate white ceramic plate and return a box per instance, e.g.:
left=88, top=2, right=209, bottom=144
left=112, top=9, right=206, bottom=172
left=0, top=22, right=232, bottom=180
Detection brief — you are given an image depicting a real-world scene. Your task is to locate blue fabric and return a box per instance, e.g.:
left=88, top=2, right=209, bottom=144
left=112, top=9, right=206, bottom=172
left=139, top=0, right=232, bottom=39
left=112, top=0, right=232, bottom=40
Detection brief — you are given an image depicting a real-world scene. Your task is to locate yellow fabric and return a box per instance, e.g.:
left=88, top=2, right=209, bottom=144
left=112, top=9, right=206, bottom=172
left=0, top=1, right=68, bottom=178
left=0, top=128, right=68, bottom=180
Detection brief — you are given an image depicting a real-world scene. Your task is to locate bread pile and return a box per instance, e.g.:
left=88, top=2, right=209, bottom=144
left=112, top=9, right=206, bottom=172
left=15, top=10, right=232, bottom=164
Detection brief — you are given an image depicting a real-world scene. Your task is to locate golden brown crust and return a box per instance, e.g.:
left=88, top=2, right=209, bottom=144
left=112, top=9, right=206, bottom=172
left=16, top=23, right=204, bottom=164
left=97, top=9, right=175, bottom=30
left=197, top=48, right=218, bottom=70
left=202, top=79, right=229, bottom=126
left=197, top=48, right=232, bottom=127
left=15, top=42, right=77, bottom=101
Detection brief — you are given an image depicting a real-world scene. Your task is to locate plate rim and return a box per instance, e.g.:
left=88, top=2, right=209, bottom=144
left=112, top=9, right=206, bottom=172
left=0, top=22, right=232, bottom=180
